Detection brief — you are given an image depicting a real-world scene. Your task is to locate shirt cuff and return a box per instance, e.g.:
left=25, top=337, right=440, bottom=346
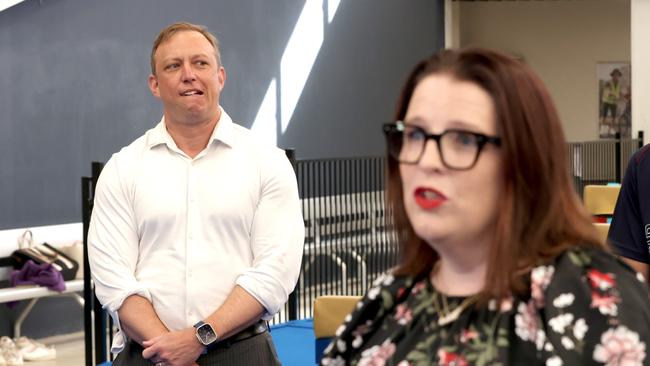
left=235, top=275, right=286, bottom=319
left=103, top=287, right=152, bottom=354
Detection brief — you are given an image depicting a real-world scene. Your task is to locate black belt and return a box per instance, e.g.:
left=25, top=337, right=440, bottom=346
left=207, top=320, right=268, bottom=350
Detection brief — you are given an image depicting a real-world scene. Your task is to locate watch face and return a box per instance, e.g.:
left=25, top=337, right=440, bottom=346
left=197, top=323, right=218, bottom=345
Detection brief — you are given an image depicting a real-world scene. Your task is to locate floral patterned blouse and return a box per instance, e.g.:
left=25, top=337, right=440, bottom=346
left=321, top=248, right=650, bottom=366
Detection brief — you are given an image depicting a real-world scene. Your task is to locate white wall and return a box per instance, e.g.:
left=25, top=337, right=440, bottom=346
left=458, top=0, right=630, bottom=142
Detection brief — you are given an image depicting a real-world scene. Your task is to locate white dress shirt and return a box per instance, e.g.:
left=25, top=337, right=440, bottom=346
left=88, top=108, right=304, bottom=353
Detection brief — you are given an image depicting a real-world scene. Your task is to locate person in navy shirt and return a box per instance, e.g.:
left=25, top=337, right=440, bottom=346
left=609, top=144, right=650, bottom=281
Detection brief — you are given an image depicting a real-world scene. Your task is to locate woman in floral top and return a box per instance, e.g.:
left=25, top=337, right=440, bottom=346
left=321, top=48, right=650, bottom=365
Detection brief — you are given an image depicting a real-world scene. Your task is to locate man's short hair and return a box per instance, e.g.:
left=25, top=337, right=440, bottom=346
left=150, top=22, right=221, bottom=75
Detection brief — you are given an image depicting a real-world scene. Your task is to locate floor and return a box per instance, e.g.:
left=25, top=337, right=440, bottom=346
left=24, top=336, right=85, bottom=366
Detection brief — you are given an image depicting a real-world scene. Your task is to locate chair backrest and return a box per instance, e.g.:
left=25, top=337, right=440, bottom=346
left=583, top=185, right=620, bottom=216
left=313, top=295, right=362, bottom=363
left=313, top=295, right=362, bottom=338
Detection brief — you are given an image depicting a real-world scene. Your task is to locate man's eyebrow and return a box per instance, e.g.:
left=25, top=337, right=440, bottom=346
left=160, top=56, right=181, bottom=64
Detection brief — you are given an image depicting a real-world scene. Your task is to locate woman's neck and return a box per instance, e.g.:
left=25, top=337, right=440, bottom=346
left=429, top=239, right=489, bottom=297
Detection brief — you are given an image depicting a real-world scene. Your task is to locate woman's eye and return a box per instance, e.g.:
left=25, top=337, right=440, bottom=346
left=453, top=132, right=477, bottom=146
left=405, top=129, right=426, bottom=141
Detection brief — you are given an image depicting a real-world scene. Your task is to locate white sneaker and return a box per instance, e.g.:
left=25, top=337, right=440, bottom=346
left=0, top=337, right=22, bottom=366
left=0, top=337, right=12, bottom=350
left=1, top=350, right=22, bottom=366
left=13, top=337, right=56, bottom=362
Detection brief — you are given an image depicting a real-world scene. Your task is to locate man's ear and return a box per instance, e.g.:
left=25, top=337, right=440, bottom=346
left=217, top=67, right=226, bottom=92
left=148, top=74, right=160, bottom=98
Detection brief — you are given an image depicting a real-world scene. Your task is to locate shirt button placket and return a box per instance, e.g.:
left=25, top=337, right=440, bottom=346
left=186, top=161, right=195, bottom=322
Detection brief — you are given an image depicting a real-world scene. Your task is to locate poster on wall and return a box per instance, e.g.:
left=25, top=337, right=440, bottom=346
left=598, top=62, right=631, bottom=138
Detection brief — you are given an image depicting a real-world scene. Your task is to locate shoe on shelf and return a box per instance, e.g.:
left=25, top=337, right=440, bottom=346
left=14, top=337, right=56, bottom=361
left=0, top=337, right=22, bottom=366
left=1, top=350, right=21, bottom=366
left=0, top=337, right=12, bottom=350
left=2, top=352, right=21, bottom=366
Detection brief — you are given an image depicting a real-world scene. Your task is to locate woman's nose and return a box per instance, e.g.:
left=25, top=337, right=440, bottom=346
left=417, top=139, right=445, bottom=170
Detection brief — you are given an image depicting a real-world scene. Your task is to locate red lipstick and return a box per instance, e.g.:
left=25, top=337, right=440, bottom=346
left=414, top=187, right=447, bottom=209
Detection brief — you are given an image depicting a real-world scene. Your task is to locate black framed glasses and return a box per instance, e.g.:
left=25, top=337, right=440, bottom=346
left=382, top=121, right=501, bottom=170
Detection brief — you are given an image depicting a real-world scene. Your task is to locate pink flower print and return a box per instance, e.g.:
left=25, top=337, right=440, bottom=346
left=531, top=265, right=555, bottom=307
left=460, top=329, right=479, bottom=344
left=358, top=340, right=397, bottom=366
left=591, top=291, right=620, bottom=316
left=515, top=301, right=539, bottom=342
left=352, top=320, right=373, bottom=338
left=593, top=326, right=646, bottom=365
left=394, top=304, right=413, bottom=325
left=587, top=269, right=616, bottom=291
left=411, top=281, right=426, bottom=295
left=499, top=296, right=514, bottom=312
left=437, top=349, right=469, bottom=366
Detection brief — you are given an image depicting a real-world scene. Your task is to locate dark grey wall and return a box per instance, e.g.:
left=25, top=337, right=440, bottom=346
left=0, top=0, right=443, bottom=338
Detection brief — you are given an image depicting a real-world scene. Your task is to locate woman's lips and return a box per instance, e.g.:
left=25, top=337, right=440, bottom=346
left=414, top=187, right=447, bottom=209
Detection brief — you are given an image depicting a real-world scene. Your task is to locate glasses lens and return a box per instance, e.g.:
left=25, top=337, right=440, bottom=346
left=399, top=125, right=426, bottom=164
left=439, top=131, right=480, bottom=169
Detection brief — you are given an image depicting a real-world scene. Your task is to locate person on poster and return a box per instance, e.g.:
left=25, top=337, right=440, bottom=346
left=600, top=68, right=623, bottom=127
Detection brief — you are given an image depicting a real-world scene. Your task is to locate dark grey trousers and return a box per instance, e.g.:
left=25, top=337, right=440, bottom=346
left=112, top=332, right=281, bottom=366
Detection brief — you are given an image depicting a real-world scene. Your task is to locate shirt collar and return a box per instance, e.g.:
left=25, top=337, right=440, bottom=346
left=146, top=106, right=237, bottom=150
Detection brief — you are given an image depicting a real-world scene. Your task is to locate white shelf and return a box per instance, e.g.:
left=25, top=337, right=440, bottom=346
left=0, top=279, right=84, bottom=303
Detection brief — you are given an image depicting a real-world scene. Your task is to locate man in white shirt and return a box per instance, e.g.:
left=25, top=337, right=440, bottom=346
left=88, top=22, right=304, bottom=366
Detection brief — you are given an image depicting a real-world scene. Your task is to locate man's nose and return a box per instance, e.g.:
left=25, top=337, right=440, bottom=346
left=181, top=63, right=196, bottom=82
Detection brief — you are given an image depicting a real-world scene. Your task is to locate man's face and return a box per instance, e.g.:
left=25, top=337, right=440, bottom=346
left=148, top=30, right=225, bottom=126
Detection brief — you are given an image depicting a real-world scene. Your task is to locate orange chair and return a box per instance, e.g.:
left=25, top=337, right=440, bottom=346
left=313, top=295, right=361, bottom=363
left=583, top=185, right=620, bottom=243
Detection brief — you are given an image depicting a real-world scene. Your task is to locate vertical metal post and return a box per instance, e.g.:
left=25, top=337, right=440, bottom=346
left=83, top=162, right=107, bottom=365
left=284, top=149, right=298, bottom=321
left=615, top=132, right=622, bottom=182
left=91, top=163, right=107, bottom=364
left=639, top=130, right=645, bottom=149
left=82, top=177, right=93, bottom=366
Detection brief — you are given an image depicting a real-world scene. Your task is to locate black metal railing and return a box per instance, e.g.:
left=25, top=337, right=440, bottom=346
left=567, top=131, right=643, bottom=196
left=270, top=155, right=399, bottom=324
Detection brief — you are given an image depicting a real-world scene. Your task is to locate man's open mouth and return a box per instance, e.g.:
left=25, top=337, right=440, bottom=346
left=181, top=89, right=203, bottom=96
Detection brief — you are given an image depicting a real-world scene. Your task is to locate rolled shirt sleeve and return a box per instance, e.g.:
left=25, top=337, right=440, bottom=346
left=88, top=157, right=151, bottom=352
left=235, top=149, right=305, bottom=318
